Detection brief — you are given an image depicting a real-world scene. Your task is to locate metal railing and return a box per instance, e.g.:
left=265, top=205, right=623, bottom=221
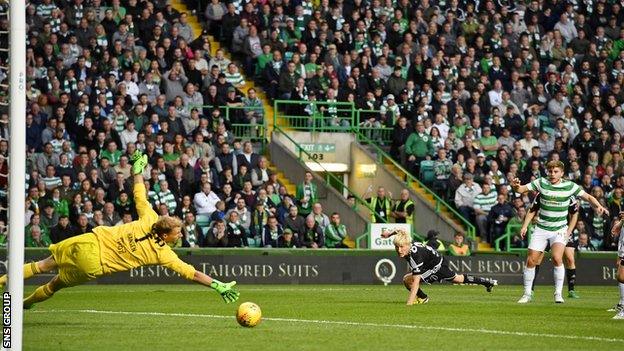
left=272, top=100, right=393, bottom=144
left=196, top=104, right=267, bottom=152
left=273, top=124, right=388, bottom=230
left=353, top=129, right=476, bottom=239
left=495, top=223, right=531, bottom=252
left=270, top=99, right=475, bottom=239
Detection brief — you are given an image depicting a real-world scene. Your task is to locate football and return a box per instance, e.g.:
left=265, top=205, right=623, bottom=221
left=236, top=302, right=262, bottom=328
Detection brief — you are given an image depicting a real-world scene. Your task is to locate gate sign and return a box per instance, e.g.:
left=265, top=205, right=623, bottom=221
left=299, top=143, right=336, bottom=162
left=369, top=223, right=412, bottom=249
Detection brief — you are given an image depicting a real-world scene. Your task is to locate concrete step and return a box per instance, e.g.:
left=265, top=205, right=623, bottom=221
left=176, top=0, right=276, bottom=140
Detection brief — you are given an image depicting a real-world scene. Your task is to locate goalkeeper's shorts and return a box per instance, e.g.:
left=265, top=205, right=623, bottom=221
left=49, top=233, right=103, bottom=286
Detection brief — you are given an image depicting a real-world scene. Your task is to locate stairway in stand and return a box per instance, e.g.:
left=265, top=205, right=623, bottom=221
left=169, top=1, right=296, bottom=196
left=380, top=158, right=493, bottom=251
left=169, top=0, right=276, bottom=136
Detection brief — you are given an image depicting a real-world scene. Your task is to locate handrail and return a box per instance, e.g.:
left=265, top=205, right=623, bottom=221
left=495, top=222, right=531, bottom=252
left=273, top=99, right=357, bottom=133
left=195, top=104, right=268, bottom=152
left=272, top=124, right=388, bottom=226
left=352, top=129, right=477, bottom=239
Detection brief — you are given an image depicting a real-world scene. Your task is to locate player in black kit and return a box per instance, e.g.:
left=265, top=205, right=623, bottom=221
left=383, top=229, right=497, bottom=305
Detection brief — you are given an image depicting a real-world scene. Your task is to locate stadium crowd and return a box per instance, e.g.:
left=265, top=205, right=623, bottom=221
left=198, top=0, right=624, bottom=251
left=6, top=0, right=624, bottom=252
left=11, top=0, right=359, bottom=250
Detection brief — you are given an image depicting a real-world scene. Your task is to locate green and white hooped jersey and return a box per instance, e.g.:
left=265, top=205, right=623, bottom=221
left=526, top=177, right=585, bottom=231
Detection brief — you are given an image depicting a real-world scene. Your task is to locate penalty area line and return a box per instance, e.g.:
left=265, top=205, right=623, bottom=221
left=31, top=309, right=623, bottom=344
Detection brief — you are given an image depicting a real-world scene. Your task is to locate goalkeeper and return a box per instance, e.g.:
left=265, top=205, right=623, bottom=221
left=0, top=151, right=239, bottom=309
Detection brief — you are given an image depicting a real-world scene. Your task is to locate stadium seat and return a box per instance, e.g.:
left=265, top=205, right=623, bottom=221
left=196, top=214, right=211, bottom=229
left=419, top=160, right=435, bottom=185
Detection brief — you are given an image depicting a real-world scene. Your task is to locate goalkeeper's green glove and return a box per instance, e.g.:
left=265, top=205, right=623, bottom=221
left=210, top=279, right=240, bottom=303
left=131, top=152, right=148, bottom=175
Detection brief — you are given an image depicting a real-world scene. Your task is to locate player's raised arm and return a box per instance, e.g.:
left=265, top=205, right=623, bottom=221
left=129, top=151, right=158, bottom=227
left=578, top=192, right=609, bottom=217
left=511, top=178, right=529, bottom=194
left=612, top=213, right=624, bottom=237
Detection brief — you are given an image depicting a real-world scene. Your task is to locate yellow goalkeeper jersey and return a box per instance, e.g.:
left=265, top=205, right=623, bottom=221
left=92, top=182, right=196, bottom=280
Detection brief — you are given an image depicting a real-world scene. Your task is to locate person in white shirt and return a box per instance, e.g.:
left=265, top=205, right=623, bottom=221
left=432, top=113, right=450, bottom=140
left=119, top=120, right=138, bottom=151
left=488, top=80, right=504, bottom=108
left=194, top=182, right=220, bottom=216
left=121, top=71, right=139, bottom=104
left=454, top=173, right=482, bottom=223
left=519, top=130, right=539, bottom=155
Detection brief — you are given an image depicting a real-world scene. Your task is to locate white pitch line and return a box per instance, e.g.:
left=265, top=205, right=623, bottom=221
left=58, top=287, right=369, bottom=294
left=30, top=309, right=623, bottom=344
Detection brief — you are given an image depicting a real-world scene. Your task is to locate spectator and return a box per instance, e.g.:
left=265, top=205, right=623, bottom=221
left=424, top=230, right=446, bottom=252
left=454, top=174, right=482, bottom=223
left=278, top=228, right=297, bottom=248
left=182, top=212, right=201, bottom=248
left=226, top=211, right=248, bottom=247
left=193, top=182, right=220, bottom=216
left=391, top=189, right=414, bottom=224
left=295, top=171, right=317, bottom=217
left=204, top=219, right=228, bottom=247
left=25, top=225, right=52, bottom=248
left=324, top=212, right=349, bottom=248
left=300, top=216, right=324, bottom=249
left=364, top=186, right=392, bottom=223
left=250, top=156, right=271, bottom=189
left=474, top=183, right=498, bottom=241
left=261, top=215, right=282, bottom=248
left=448, top=232, right=471, bottom=256
left=405, top=121, right=435, bottom=176
left=283, top=205, right=305, bottom=240
left=575, top=232, right=596, bottom=251
left=307, top=203, right=330, bottom=232
left=487, top=193, right=515, bottom=243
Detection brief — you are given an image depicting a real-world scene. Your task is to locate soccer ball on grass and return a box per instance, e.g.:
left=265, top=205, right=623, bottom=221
left=236, top=302, right=262, bottom=327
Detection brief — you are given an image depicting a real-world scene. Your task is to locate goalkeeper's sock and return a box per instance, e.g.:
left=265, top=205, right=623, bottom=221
left=566, top=268, right=576, bottom=292
left=23, top=283, right=55, bottom=309
left=0, top=262, right=41, bottom=289
left=416, top=289, right=428, bottom=299
left=554, top=265, right=565, bottom=296
left=531, top=265, right=540, bottom=292
left=523, top=267, right=536, bottom=296
left=24, top=262, right=41, bottom=279
left=463, top=274, right=490, bottom=286
left=619, top=283, right=624, bottom=306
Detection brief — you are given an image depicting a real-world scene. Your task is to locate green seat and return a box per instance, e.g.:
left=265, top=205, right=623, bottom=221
left=419, top=160, right=435, bottom=185
left=196, top=214, right=211, bottom=229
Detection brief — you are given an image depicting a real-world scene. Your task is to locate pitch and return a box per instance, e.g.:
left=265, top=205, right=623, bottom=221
left=24, top=284, right=623, bottom=350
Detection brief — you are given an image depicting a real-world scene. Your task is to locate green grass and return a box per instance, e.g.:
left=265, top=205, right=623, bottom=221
left=24, top=284, right=623, bottom=350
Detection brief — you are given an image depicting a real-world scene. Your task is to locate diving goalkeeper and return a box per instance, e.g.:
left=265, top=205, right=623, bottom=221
left=0, top=151, right=239, bottom=309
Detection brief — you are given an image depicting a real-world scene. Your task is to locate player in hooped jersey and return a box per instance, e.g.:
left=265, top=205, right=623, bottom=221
left=383, top=230, right=497, bottom=305
left=608, top=213, right=624, bottom=319
left=512, top=160, right=608, bottom=304
left=524, top=195, right=581, bottom=298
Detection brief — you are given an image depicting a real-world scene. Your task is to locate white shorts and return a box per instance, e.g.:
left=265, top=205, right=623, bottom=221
left=528, top=226, right=568, bottom=252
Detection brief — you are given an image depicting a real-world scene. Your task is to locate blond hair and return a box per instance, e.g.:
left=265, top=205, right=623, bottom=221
left=152, top=216, right=183, bottom=237
left=392, top=229, right=412, bottom=247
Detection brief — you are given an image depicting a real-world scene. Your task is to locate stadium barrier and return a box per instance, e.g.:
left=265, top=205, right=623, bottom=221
left=4, top=249, right=619, bottom=286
